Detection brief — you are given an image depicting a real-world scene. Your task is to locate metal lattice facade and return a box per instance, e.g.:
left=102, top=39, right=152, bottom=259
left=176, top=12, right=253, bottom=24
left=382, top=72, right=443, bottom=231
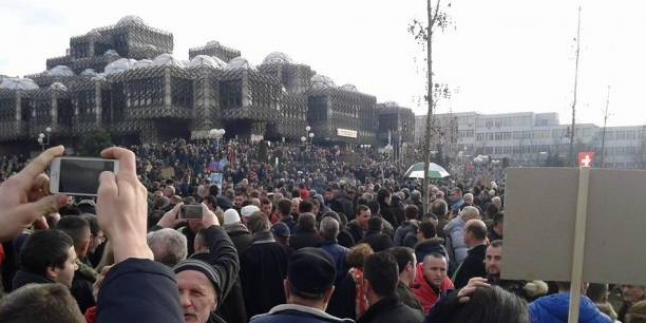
left=0, top=16, right=402, bottom=148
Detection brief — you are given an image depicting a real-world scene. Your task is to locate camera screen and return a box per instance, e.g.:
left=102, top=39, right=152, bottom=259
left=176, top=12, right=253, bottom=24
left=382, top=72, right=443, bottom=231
left=59, top=159, right=115, bottom=195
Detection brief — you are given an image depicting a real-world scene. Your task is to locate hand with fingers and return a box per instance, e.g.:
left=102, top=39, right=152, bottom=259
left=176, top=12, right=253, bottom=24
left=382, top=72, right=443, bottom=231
left=457, top=277, right=491, bottom=303
left=201, top=202, right=219, bottom=227
left=96, top=147, right=154, bottom=264
left=0, top=146, right=70, bottom=242
left=156, top=202, right=185, bottom=228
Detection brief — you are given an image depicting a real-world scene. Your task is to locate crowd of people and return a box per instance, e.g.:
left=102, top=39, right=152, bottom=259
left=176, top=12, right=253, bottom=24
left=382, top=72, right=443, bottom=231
left=0, top=140, right=644, bottom=323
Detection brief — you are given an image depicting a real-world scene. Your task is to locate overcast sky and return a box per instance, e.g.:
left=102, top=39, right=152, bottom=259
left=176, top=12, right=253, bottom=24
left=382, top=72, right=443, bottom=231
left=1, top=0, right=644, bottom=127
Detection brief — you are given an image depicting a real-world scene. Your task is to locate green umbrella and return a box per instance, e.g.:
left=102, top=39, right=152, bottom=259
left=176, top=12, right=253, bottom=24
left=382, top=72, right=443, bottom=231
left=404, top=162, right=451, bottom=179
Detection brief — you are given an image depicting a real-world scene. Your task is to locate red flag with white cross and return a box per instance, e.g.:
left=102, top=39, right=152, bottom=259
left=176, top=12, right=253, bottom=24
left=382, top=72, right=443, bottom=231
left=578, top=152, right=595, bottom=167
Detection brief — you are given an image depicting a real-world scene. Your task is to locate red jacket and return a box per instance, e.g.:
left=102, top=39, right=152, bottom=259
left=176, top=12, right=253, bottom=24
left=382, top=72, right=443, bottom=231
left=412, top=263, right=454, bottom=314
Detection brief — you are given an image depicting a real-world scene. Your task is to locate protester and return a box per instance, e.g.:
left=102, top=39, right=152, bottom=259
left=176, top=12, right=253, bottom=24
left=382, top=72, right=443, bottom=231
left=360, top=216, right=394, bottom=252
left=412, top=252, right=454, bottom=315
left=57, top=216, right=97, bottom=312
left=388, top=247, right=424, bottom=316
left=250, top=248, right=353, bottom=323
left=147, top=228, right=188, bottom=267
left=443, top=206, right=480, bottom=266
left=327, top=243, right=374, bottom=320
left=619, top=286, right=646, bottom=322
left=452, top=219, right=488, bottom=289
left=528, top=282, right=612, bottom=323
left=288, top=213, right=322, bottom=250
left=318, top=217, right=349, bottom=285
left=485, top=240, right=547, bottom=302
left=0, top=284, right=86, bottom=323
left=358, top=251, right=424, bottom=323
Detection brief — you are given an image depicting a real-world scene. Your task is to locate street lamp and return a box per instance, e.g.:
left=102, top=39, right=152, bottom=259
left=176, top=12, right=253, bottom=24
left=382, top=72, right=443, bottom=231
left=305, top=126, right=311, bottom=133
left=209, top=128, right=226, bottom=148
left=308, top=132, right=314, bottom=144
left=37, top=127, right=52, bottom=151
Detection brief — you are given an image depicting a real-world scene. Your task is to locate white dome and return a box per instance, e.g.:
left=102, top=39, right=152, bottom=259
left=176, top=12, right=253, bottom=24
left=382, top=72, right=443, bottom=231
left=47, top=65, right=75, bottom=77
left=116, top=15, right=145, bottom=28
left=105, top=58, right=136, bottom=75
left=49, top=82, right=68, bottom=91
left=263, top=52, right=293, bottom=65
left=189, top=55, right=226, bottom=69
left=133, top=59, right=153, bottom=69
left=152, top=53, right=184, bottom=68
left=0, top=77, right=39, bottom=90
left=226, top=57, right=255, bottom=70
left=181, top=60, right=190, bottom=68
left=310, top=75, right=336, bottom=90
left=341, top=84, right=358, bottom=92
left=103, top=49, right=120, bottom=57
left=81, top=69, right=97, bottom=76
left=91, top=73, right=107, bottom=81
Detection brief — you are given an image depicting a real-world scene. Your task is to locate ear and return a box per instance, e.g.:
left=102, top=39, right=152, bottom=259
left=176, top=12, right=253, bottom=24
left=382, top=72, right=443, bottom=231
left=45, top=266, right=59, bottom=281
left=322, top=286, right=335, bottom=307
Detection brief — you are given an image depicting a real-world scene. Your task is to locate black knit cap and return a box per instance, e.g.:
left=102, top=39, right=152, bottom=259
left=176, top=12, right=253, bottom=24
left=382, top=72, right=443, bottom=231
left=173, top=259, right=222, bottom=297
left=288, top=247, right=336, bottom=298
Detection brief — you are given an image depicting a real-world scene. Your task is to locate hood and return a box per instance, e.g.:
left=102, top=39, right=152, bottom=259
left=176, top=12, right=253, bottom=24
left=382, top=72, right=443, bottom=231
left=225, top=222, right=250, bottom=234
left=530, top=293, right=608, bottom=323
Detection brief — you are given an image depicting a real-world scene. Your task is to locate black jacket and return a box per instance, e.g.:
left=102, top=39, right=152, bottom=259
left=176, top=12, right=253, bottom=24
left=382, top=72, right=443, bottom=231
left=327, top=271, right=357, bottom=320
left=347, top=221, right=365, bottom=243
left=452, top=244, right=487, bottom=289
left=191, top=225, right=243, bottom=323
left=225, top=223, right=253, bottom=256
left=396, top=282, right=424, bottom=317
left=96, top=258, right=183, bottom=323
left=289, top=230, right=322, bottom=250
left=240, top=231, right=292, bottom=318
left=11, top=269, right=52, bottom=290
left=358, top=295, right=424, bottom=323
left=337, top=229, right=356, bottom=249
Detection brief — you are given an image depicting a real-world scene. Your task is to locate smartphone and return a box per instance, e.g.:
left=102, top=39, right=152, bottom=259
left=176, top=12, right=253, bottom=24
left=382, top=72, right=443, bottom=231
left=179, top=205, right=203, bottom=220
left=49, top=157, right=119, bottom=197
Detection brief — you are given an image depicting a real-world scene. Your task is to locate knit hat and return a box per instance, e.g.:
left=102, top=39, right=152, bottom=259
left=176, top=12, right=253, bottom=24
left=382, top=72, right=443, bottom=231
left=271, top=222, right=290, bottom=239
left=240, top=205, right=260, bottom=218
left=223, top=209, right=241, bottom=225
left=288, top=248, right=336, bottom=298
left=173, top=259, right=222, bottom=298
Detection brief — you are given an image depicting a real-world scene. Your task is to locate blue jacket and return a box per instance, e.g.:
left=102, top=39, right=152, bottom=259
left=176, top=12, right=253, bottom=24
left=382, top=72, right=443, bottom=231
left=319, top=240, right=349, bottom=285
left=528, top=293, right=612, bottom=323
left=96, top=258, right=183, bottom=323
left=251, top=304, right=355, bottom=323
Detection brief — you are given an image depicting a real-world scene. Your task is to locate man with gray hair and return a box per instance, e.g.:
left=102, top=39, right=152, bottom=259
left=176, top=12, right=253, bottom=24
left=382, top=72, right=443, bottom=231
left=318, top=217, right=349, bottom=285
left=443, top=206, right=480, bottom=266
left=463, top=193, right=474, bottom=207
left=147, top=228, right=188, bottom=267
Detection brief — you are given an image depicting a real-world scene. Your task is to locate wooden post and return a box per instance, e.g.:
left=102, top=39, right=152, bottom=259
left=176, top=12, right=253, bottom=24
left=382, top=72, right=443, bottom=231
left=568, top=166, right=590, bottom=323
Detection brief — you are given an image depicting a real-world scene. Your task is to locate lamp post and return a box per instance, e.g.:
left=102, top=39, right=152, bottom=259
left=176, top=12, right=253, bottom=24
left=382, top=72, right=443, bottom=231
left=37, top=127, right=52, bottom=151
left=209, top=128, right=226, bottom=149
left=308, top=132, right=314, bottom=145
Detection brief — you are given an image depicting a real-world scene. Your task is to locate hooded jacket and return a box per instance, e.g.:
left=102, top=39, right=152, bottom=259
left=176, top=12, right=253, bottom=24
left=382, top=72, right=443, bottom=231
left=224, top=222, right=253, bottom=256
left=528, top=292, right=612, bottom=323
left=411, top=263, right=454, bottom=315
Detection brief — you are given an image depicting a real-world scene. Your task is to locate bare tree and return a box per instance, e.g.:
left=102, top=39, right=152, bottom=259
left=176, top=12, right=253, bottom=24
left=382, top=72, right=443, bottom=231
left=568, top=6, right=582, bottom=167
left=409, top=0, right=451, bottom=214
left=599, top=85, right=610, bottom=168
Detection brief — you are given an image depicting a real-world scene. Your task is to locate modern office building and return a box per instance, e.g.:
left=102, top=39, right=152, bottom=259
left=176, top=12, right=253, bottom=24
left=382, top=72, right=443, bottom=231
left=416, top=112, right=646, bottom=169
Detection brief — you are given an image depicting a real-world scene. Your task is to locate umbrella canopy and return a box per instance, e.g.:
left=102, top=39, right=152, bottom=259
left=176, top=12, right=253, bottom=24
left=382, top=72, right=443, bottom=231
left=404, top=162, right=450, bottom=179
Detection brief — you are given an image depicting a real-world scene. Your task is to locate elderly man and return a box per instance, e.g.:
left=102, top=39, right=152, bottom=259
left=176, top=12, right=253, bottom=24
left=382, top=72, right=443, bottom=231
left=452, top=219, right=488, bottom=289
left=443, top=206, right=480, bottom=265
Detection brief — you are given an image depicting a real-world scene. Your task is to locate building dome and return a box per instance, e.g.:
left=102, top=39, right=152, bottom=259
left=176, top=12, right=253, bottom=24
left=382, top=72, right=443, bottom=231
left=206, top=40, right=220, bottom=47
left=263, top=52, right=293, bottom=65
left=189, top=55, right=225, bottom=69
left=341, top=84, right=358, bottom=92
left=81, top=69, right=97, bottom=76
left=91, top=74, right=107, bottom=81
left=86, top=29, right=102, bottom=39
left=310, top=75, right=336, bottom=90
left=46, top=65, right=75, bottom=77
left=152, top=53, right=184, bottom=68
left=0, top=77, right=39, bottom=90
left=102, top=49, right=120, bottom=58
left=133, top=59, right=153, bottom=69
left=105, top=58, right=136, bottom=74
left=226, top=57, right=255, bottom=70
left=116, top=15, right=146, bottom=28
left=49, top=82, right=68, bottom=91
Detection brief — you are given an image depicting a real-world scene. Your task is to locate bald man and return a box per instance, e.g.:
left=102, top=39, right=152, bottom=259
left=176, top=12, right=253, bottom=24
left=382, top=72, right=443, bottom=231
left=452, top=219, right=488, bottom=289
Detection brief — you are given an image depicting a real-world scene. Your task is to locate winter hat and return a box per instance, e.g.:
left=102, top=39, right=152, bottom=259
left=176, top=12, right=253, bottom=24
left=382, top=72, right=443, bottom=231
left=240, top=205, right=260, bottom=218
left=271, top=222, right=290, bottom=239
left=223, top=209, right=241, bottom=225
left=174, top=259, right=222, bottom=298
left=288, top=248, right=336, bottom=298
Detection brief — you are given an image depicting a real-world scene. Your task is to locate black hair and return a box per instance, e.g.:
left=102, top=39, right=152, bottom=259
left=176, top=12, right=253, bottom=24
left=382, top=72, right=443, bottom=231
left=404, top=205, right=419, bottom=220
left=356, top=204, right=370, bottom=215
left=367, top=216, right=383, bottom=231
left=79, top=214, right=100, bottom=236
left=493, top=212, right=505, bottom=226
left=377, top=188, right=391, bottom=205
left=209, top=185, right=219, bottom=197
left=443, top=286, right=528, bottom=323
left=389, top=247, right=415, bottom=274
left=299, top=200, right=313, bottom=214
left=367, top=200, right=380, bottom=215
left=19, top=230, right=74, bottom=276
left=277, top=199, right=292, bottom=216
left=418, top=221, right=437, bottom=239
left=364, top=251, right=399, bottom=297
left=56, top=216, right=90, bottom=246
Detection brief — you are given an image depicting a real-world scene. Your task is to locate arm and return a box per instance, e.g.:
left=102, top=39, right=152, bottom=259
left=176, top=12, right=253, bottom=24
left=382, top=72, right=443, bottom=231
left=191, top=224, right=239, bottom=300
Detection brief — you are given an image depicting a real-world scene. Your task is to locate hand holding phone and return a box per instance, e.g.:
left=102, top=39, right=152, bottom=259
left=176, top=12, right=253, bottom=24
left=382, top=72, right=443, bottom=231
left=50, top=157, right=119, bottom=197
left=178, top=204, right=203, bottom=220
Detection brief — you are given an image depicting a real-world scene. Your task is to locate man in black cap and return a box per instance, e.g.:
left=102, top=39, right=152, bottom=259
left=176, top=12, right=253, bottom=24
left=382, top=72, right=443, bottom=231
left=250, top=247, right=354, bottom=323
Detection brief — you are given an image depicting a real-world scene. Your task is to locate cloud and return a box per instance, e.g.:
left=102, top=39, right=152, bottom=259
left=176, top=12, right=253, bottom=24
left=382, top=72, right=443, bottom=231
left=2, top=0, right=64, bottom=26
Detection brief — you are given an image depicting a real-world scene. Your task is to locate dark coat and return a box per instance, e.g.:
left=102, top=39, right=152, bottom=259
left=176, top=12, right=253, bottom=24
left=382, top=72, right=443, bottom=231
left=240, top=231, right=292, bottom=318
left=347, top=221, right=365, bottom=244
left=11, top=269, right=52, bottom=290
left=191, top=225, right=243, bottom=323
left=357, top=295, right=424, bottom=323
left=225, top=223, right=253, bottom=256
left=452, top=244, right=487, bottom=289
left=251, top=304, right=355, bottom=323
left=96, top=258, right=184, bottom=323
left=361, top=231, right=394, bottom=252
left=396, top=282, right=424, bottom=317
left=289, top=230, right=322, bottom=250
left=71, top=271, right=96, bottom=313
left=327, top=271, right=357, bottom=320
left=379, top=203, right=398, bottom=229
left=337, top=229, right=356, bottom=249
left=394, top=221, right=418, bottom=246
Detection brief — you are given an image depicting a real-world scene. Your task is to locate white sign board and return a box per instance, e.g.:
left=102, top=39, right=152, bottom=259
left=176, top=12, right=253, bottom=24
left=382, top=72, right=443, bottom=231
left=337, top=128, right=358, bottom=138
left=502, top=168, right=646, bottom=286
